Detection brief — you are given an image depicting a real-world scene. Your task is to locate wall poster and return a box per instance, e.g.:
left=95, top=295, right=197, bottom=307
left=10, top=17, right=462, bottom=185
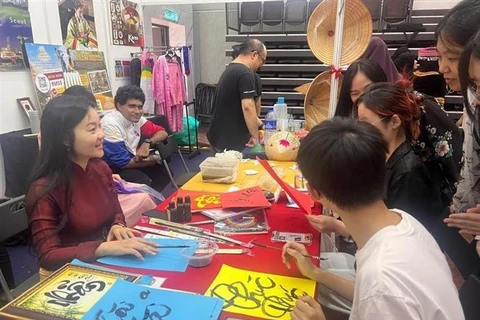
left=109, top=0, right=145, bottom=47
left=58, top=0, right=98, bottom=50
left=25, top=44, right=114, bottom=111
left=0, top=0, right=33, bottom=71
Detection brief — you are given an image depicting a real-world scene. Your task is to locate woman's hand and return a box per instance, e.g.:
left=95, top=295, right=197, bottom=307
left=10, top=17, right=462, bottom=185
left=282, top=241, right=318, bottom=280
left=112, top=174, right=123, bottom=182
left=291, top=296, right=326, bottom=320
left=107, top=224, right=142, bottom=241
left=444, top=204, right=480, bottom=235
left=96, top=237, right=159, bottom=260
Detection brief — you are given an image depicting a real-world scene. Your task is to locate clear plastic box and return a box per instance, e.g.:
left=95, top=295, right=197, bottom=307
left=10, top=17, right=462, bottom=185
left=199, top=157, right=239, bottom=184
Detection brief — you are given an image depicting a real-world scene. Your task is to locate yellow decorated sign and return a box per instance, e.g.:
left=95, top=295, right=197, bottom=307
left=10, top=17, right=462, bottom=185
left=205, top=265, right=316, bottom=320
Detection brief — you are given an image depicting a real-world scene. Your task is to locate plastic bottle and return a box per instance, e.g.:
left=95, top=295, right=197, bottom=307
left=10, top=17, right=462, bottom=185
left=274, top=96, right=288, bottom=131
left=264, top=108, right=277, bottom=145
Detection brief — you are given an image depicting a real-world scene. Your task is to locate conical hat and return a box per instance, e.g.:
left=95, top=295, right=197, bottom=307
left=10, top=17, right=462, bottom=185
left=307, top=0, right=372, bottom=65
left=304, top=71, right=343, bottom=130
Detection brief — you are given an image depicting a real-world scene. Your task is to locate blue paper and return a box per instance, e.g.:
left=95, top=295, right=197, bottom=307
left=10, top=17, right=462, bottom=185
left=81, top=279, right=224, bottom=320
left=97, top=239, right=197, bottom=272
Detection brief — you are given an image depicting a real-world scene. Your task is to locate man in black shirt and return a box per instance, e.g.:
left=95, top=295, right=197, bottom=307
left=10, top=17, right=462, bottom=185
left=207, top=39, right=267, bottom=152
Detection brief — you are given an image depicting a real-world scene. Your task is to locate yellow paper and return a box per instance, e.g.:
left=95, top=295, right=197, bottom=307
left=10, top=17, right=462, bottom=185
left=205, top=265, right=316, bottom=320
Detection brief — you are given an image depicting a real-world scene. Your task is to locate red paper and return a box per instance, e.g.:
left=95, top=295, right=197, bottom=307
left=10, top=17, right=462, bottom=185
left=220, top=186, right=271, bottom=209
left=257, top=158, right=313, bottom=214
left=157, top=189, right=222, bottom=212
left=156, top=187, right=270, bottom=212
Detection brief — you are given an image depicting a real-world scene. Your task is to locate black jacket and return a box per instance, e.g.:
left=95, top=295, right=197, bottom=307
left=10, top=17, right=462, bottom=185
left=385, top=141, right=444, bottom=230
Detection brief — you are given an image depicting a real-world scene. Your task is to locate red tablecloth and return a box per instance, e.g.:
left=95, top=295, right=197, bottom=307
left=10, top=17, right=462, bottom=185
left=98, top=196, right=322, bottom=320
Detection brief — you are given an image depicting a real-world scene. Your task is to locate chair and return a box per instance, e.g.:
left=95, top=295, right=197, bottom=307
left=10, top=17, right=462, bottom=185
left=285, top=0, right=308, bottom=32
left=382, top=0, right=425, bottom=45
left=262, top=1, right=284, bottom=32
left=0, top=196, right=28, bottom=302
left=240, top=2, right=262, bottom=32
left=155, top=135, right=198, bottom=189
left=363, top=0, right=383, bottom=28
left=459, top=274, right=480, bottom=320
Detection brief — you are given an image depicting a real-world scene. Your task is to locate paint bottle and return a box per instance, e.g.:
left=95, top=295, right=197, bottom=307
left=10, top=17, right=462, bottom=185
left=184, top=196, right=192, bottom=222
left=167, top=201, right=176, bottom=222
left=176, top=197, right=184, bottom=223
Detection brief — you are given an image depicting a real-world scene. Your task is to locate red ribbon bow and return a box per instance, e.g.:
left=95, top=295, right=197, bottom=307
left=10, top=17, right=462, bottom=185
left=330, top=65, right=342, bottom=79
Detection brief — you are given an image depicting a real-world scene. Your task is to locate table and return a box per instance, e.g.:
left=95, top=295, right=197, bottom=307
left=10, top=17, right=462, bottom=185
left=101, top=161, right=322, bottom=320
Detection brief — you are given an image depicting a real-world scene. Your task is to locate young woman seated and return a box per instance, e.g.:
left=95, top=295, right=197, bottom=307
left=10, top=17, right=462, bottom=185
left=26, top=95, right=159, bottom=275
left=309, top=83, right=444, bottom=236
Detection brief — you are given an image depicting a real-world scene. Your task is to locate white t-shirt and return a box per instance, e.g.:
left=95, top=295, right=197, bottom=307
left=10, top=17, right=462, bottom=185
left=350, top=209, right=464, bottom=320
left=101, top=110, right=147, bottom=155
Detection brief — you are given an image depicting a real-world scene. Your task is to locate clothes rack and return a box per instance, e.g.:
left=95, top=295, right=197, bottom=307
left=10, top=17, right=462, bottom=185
left=181, top=100, right=201, bottom=159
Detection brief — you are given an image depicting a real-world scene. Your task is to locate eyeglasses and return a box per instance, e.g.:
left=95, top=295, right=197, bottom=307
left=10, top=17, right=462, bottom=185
left=252, top=51, right=266, bottom=64
left=468, top=79, right=480, bottom=101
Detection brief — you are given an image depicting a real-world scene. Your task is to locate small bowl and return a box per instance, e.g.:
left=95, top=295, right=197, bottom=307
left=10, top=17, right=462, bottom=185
left=181, top=240, right=218, bottom=268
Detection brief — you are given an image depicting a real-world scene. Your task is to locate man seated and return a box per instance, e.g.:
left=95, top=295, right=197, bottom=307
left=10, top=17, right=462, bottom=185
left=102, top=85, right=169, bottom=190
left=284, top=118, right=464, bottom=320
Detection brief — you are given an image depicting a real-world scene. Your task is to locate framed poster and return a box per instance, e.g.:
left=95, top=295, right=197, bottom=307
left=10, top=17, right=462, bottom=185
left=109, top=0, right=145, bottom=47
left=0, top=0, right=33, bottom=71
left=0, top=264, right=139, bottom=320
left=58, top=0, right=98, bottom=50
left=114, top=59, right=131, bottom=79
left=16, top=97, right=36, bottom=116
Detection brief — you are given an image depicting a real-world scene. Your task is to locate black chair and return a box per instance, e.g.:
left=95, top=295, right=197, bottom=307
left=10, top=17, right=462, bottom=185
left=363, top=0, right=383, bottom=30
left=285, top=0, right=308, bottom=33
left=383, top=0, right=425, bottom=45
left=0, top=196, right=28, bottom=302
left=155, top=135, right=198, bottom=189
left=459, top=274, right=480, bottom=320
left=262, top=1, right=284, bottom=32
left=240, top=2, right=262, bottom=32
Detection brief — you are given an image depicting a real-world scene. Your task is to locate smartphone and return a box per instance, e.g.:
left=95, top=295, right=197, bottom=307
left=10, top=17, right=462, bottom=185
left=271, top=231, right=313, bottom=245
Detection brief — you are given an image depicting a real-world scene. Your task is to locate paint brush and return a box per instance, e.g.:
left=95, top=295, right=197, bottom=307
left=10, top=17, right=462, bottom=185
left=157, top=245, right=191, bottom=249
left=252, top=241, right=326, bottom=260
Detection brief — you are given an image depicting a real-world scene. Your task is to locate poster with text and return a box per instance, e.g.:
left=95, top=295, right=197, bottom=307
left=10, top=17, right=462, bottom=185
left=70, top=50, right=114, bottom=111
left=114, top=58, right=130, bottom=78
left=58, top=0, right=98, bottom=50
left=109, top=0, right=144, bottom=47
left=0, top=0, right=33, bottom=71
left=24, top=43, right=69, bottom=109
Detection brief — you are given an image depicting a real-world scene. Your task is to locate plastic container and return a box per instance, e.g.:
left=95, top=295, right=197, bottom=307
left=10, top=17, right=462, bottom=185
left=274, top=97, right=288, bottom=131
left=181, top=240, right=218, bottom=268
left=199, top=157, right=239, bottom=184
left=264, top=108, right=277, bottom=145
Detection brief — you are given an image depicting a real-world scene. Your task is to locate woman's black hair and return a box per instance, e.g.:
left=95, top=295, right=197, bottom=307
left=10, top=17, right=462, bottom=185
left=459, top=29, right=480, bottom=128
left=63, top=85, right=96, bottom=106
left=335, top=59, right=388, bottom=118
left=435, top=0, right=480, bottom=49
left=26, top=95, right=93, bottom=238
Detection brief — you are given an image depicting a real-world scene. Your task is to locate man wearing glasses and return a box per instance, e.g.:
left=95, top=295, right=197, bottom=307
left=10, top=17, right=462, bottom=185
left=208, top=39, right=267, bottom=152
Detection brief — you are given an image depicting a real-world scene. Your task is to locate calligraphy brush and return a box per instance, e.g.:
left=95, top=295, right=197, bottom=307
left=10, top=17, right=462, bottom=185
left=252, top=241, right=326, bottom=260
left=157, top=245, right=191, bottom=249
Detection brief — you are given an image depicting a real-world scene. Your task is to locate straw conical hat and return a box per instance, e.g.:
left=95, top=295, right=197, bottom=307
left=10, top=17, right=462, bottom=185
left=307, top=0, right=372, bottom=65
left=304, top=71, right=343, bottom=130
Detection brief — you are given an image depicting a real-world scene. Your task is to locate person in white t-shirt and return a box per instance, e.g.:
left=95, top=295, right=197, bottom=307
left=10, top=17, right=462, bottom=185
left=283, top=118, right=464, bottom=320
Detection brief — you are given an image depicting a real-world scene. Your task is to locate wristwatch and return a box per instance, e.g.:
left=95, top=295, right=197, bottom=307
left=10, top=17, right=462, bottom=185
left=144, top=138, right=153, bottom=145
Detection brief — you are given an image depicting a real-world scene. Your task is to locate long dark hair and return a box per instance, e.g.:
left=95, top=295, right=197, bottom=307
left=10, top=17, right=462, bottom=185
left=355, top=82, right=422, bottom=141
left=335, top=59, right=388, bottom=118
left=435, top=0, right=480, bottom=49
left=459, top=30, right=480, bottom=128
left=26, top=95, right=93, bottom=215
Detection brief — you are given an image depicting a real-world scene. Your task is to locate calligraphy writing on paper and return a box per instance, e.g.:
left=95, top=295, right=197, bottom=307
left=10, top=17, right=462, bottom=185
left=210, top=275, right=307, bottom=318
left=93, top=289, right=172, bottom=320
left=194, top=194, right=221, bottom=209
left=44, top=279, right=106, bottom=307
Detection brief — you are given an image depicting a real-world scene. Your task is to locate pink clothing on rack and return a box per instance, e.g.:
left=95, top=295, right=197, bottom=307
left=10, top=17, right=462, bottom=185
left=168, top=61, right=186, bottom=106
left=152, top=56, right=171, bottom=116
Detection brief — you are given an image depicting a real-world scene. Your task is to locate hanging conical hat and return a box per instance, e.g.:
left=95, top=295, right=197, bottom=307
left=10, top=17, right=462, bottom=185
left=304, top=71, right=343, bottom=130
left=307, top=0, right=372, bottom=65
left=294, top=82, right=311, bottom=95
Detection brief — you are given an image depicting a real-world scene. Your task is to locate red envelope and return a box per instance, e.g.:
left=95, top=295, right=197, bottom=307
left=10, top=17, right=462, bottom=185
left=257, top=158, right=313, bottom=214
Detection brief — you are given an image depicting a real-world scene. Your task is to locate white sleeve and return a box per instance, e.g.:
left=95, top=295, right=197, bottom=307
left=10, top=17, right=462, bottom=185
left=102, top=122, right=124, bottom=143
left=138, top=116, right=147, bottom=127
left=355, top=296, right=421, bottom=320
